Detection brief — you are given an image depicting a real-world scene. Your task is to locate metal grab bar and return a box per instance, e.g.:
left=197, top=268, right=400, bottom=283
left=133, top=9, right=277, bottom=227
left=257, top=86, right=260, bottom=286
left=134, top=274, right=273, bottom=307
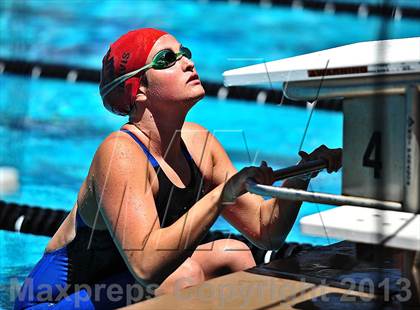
left=272, top=159, right=327, bottom=181
left=245, top=181, right=402, bottom=209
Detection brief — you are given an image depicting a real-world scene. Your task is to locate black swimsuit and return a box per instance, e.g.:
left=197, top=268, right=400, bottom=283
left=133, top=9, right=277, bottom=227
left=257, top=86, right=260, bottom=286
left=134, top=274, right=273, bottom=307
left=121, top=129, right=206, bottom=227
left=15, top=128, right=207, bottom=309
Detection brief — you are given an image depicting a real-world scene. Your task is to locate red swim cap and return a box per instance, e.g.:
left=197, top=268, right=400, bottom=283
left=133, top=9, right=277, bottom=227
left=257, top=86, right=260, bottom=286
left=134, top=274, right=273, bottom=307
left=100, top=28, right=168, bottom=116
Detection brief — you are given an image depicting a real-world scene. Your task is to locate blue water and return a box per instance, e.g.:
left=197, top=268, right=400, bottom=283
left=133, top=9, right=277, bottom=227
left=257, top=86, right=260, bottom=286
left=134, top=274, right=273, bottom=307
left=0, top=73, right=342, bottom=231
left=0, top=0, right=418, bottom=308
left=312, top=0, right=420, bottom=7
left=1, top=1, right=419, bottom=81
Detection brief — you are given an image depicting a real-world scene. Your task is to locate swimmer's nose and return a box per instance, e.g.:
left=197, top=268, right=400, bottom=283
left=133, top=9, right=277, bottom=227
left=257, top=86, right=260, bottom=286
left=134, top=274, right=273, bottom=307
left=181, top=55, right=195, bottom=71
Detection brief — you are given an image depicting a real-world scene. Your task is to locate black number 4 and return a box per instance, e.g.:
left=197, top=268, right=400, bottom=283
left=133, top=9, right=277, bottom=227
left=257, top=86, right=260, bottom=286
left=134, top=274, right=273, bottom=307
left=363, top=131, right=382, bottom=179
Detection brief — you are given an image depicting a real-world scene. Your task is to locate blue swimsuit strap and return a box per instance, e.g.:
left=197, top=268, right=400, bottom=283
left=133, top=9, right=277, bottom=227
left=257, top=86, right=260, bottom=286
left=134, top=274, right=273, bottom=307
left=120, top=129, right=159, bottom=167
left=76, top=211, right=88, bottom=228
left=120, top=129, right=192, bottom=163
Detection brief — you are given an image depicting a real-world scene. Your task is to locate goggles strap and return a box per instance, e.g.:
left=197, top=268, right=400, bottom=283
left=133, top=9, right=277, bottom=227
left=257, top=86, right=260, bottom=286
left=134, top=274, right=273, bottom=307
left=101, top=63, right=152, bottom=98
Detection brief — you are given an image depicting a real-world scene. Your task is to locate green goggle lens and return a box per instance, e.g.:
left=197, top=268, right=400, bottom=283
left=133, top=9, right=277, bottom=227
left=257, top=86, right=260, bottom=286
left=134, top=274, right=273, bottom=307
left=152, top=46, right=192, bottom=69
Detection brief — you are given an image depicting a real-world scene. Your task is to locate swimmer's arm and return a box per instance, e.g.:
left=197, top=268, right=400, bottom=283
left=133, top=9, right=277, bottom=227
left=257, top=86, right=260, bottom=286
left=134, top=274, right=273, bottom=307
left=92, top=133, right=227, bottom=285
left=205, top=128, right=308, bottom=250
left=136, top=183, right=226, bottom=284
left=221, top=181, right=309, bottom=251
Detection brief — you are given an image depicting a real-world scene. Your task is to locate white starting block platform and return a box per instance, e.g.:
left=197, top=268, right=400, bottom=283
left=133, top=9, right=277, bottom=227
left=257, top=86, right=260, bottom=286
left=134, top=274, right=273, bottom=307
left=224, top=37, right=420, bottom=253
left=300, top=206, right=420, bottom=251
left=223, top=37, right=420, bottom=86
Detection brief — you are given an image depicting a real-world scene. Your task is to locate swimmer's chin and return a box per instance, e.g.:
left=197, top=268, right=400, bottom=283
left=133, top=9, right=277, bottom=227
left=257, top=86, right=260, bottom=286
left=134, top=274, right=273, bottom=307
left=194, top=89, right=206, bottom=103
left=186, top=87, right=205, bottom=105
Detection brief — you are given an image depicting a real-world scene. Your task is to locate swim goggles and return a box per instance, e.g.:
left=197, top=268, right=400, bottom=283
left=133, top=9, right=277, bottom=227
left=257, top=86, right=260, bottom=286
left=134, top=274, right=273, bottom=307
left=100, top=46, right=192, bottom=98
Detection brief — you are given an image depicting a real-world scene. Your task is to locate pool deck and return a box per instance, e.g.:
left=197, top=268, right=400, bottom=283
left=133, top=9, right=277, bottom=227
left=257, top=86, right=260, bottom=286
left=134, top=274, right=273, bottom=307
left=123, top=270, right=375, bottom=309
left=123, top=241, right=419, bottom=309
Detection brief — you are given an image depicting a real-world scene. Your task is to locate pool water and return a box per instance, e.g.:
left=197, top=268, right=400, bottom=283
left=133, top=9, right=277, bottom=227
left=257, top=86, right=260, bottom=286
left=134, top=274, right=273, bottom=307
left=0, top=73, right=343, bottom=236
left=312, top=0, right=420, bottom=7
left=1, top=1, right=419, bottom=81
left=1, top=0, right=419, bottom=308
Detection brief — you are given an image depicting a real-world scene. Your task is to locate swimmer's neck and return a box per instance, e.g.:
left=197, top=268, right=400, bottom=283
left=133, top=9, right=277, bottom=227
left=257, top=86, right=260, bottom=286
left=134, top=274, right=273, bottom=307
left=127, top=109, right=187, bottom=161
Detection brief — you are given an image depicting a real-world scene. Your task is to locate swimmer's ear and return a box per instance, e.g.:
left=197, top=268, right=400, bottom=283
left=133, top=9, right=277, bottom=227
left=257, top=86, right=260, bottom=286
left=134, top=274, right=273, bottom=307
left=136, top=73, right=149, bottom=103
left=136, top=92, right=147, bottom=103
left=136, top=85, right=147, bottom=103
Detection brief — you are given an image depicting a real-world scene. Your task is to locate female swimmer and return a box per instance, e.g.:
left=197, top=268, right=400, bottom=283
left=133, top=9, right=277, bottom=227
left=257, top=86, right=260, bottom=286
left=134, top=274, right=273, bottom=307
left=15, top=28, right=341, bottom=309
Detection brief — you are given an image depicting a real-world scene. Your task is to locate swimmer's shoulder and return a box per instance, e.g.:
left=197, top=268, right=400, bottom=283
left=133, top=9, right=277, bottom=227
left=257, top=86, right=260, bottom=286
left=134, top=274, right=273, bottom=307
left=182, top=122, right=228, bottom=165
left=90, top=131, right=151, bottom=177
left=182, top=122, right=226, bottom=149
left=182, top=122, right=210, bottom=142
left=183, top=121, right=234, bottom=169
left=182, top=122, right=212, bottom=151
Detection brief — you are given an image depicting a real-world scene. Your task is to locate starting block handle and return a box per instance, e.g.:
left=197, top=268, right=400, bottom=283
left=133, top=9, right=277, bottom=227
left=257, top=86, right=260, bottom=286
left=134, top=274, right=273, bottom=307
left=273, top=159, right=327, bottom=181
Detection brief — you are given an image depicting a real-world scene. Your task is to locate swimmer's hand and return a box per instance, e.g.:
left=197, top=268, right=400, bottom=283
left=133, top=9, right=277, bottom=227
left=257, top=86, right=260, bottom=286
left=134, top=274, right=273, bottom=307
left=221, top=161, right=274, bottom=205
left=298, top=145, right=342, bottom=179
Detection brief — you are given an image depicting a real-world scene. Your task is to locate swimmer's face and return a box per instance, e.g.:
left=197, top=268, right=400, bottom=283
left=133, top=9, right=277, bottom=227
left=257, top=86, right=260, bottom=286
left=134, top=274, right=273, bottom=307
left=137, top=34, right=205, bottom=109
